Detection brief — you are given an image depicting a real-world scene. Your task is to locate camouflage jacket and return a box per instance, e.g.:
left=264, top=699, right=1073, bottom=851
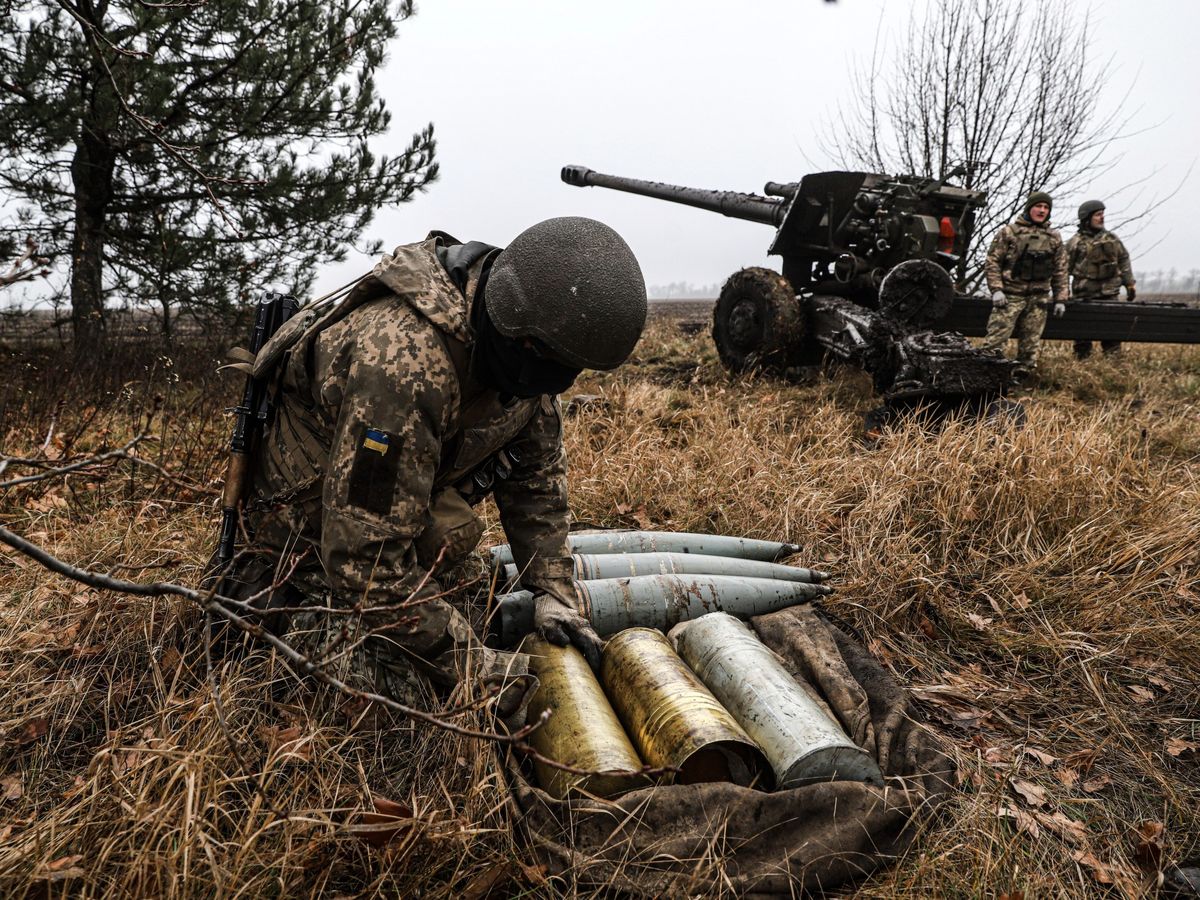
left=1065, top=228, right=1134, bottom=300
left=984, top=218, right=1069, bottom=301
left=248, top=235, right=571, bottom=605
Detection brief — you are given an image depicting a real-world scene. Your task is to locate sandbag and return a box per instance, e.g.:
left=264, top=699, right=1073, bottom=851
left=502, top=604, right=955, bottom=896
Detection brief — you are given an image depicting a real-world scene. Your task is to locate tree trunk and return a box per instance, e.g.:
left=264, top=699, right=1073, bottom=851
left=70, top=131, right=115, bottom=349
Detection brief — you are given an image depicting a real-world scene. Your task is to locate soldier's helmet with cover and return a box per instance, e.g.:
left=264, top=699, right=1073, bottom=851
left=1078, top=199, right=1105, bottom=224
left=483, top=216, right=648, bottom=371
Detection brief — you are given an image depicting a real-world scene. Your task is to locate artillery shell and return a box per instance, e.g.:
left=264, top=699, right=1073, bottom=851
left=672, top=613, right=884, bottom=789
left=489, top=530, right=803, bottom=569
left=493, top=573, right=829, bottom=645
left=504, top=551, right=827, bottom=585
left=601, top=628, right=771, bottom=788
left=524, top=638, right=649, bottom=800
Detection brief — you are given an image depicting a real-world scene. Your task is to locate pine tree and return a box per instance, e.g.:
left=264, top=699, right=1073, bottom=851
left=0, top=0, right=437, bottom=345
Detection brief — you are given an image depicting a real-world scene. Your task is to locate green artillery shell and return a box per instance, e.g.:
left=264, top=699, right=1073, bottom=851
left=489, top=530, right=803, bottom=568
left=601, top=628, right=772, bottom=788
left=524, top=638, right=649, bottom=800
left=494, top=574, right=829, bottom=646
left=503, top=551, right=828, bottom=585
left=672, top=613, right=884, bottom=789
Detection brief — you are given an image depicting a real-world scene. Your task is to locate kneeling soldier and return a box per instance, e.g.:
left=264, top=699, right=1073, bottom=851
left=224, top=218, right=647, bottom=701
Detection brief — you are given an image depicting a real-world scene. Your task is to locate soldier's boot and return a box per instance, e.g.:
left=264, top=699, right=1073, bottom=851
left=1074, top=340, right=1093, bottom=360
left=1100, top=340, right=1123, bottom=357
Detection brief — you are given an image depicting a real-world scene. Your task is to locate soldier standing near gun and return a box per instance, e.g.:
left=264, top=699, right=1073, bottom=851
left=216, top=217, right=647, bottom=702
left=982, top=191, right=1070, bottom=380
left=1067, top=200, right=1137, bottom=359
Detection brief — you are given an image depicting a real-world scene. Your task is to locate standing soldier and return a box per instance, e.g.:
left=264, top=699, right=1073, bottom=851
left=219, top=217, right=647, bottom=703
left=1066, top=200, right=1136, bottom=358
left=982, top=191, right=1070, bottom=379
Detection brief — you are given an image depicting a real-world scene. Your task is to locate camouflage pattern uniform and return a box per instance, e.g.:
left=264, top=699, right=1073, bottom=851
left=1066, top=228, right=1135, bottom=356
left=239, top=234, right=574, bottom=698
left=982, top=218, right=1069, bottom=368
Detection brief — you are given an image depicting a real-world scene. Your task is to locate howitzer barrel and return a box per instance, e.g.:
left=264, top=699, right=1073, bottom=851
left=561, top=165, right=786, bottom=227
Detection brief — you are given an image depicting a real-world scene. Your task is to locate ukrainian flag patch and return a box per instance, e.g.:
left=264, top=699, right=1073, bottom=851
left=363, top=428, right=390, bottom=455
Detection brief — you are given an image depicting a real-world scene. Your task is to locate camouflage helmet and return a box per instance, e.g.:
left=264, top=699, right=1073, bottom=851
left=1024, top=191, right=1053, bottom=216
left=484, top=217, right=647, bottom=370
left=1078, top=199, right=1106, bottom=223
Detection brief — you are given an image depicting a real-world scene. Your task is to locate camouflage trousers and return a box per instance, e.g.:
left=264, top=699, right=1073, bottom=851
left=217, top=556, right=527, bottom=707
left=981, top=293, right=1049, bottom=367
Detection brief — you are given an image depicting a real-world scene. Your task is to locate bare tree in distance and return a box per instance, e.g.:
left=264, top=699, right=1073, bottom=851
left=822, top=0, right=1166, bottom=293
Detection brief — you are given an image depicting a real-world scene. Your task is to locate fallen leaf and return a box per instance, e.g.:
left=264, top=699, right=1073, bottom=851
left=35, top=855, right=86, bottom=882
left=1072, top=850, right=1136, bottom=890
left=259, top=724, right=312, bottom=762
left=1055, top=767, right=1079, bottom=789
left=966, top=612, right=993, bottom=631
left=1064, top=749, right=1099, bottom=772
left=352, top=795, right=414, bottom=848
left=998, top=892, right=1024, bottom=900
left=998, top=804, right=1040, bottom=839
left=1134, top=821, right=1165, bottom=870
left=1165, top=737, right=1198, bottom=758
left=160, top=647, right=182, bottom=672
left=984, top=745, right=1013, bottom=766
left=1038, top=810, right=1088, bottom=845
left=1127, top=684, right=1156, bottom=703
left=1082, top=774, right=1111, bottom=793
left=1147, top=674, right=1172, bottom=692
left=460, top=861, right=511, bottom=900
left=1011, top=591, right=1031, bottom=610
left=1, top=775, right=22, bottom=801
left=1022, top=746, right=1058, bottom=766
left=919, top=616, right=936, bottom=639
left=1010, top=778, right=1048, bottom=808
left=12, top=717, right=49, bottom=747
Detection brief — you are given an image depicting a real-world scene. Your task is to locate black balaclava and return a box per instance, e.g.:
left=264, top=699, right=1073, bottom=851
left=469, top=287, right=582, bottom=401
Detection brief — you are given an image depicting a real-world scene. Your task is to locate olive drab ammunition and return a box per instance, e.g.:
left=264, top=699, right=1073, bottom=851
left=489, top=530, right=803, bottom=568
left=601, top=628, right=771, bottom=787
left=493, top=574, right=830, bottom=646
left=524, top=638, right=649, bottom=799
left=672, top=613, right=884, bottom=788
left=502, top=551, right=828, bottom=587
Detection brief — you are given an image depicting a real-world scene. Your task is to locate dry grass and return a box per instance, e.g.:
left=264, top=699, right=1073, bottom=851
left=2, top=323, right=1199, bottom=897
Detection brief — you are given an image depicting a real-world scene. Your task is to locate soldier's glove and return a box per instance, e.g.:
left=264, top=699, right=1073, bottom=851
left=1125, top=285, right=1137, bottom=302
left=534, top=591, right=603, bottom=670
left=1052, top=302, right=1067, bottom=318
left=991, top=290, right=1008, bottom=309
left=521, top=556, right=603, bottom=670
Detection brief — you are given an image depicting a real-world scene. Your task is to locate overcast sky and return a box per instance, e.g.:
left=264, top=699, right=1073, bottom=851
left=313, top=0, right=1199, bottom=297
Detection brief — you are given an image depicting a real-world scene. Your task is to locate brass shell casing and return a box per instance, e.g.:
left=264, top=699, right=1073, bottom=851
left=601, top=628, right=771, bottom=788
left=524, top=638, right=648, bottom=800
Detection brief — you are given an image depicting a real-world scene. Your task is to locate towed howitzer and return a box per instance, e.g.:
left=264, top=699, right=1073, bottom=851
left=562, top=165, right=1200, bottom=407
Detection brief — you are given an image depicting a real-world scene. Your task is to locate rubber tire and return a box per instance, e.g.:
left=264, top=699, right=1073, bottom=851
left=712, top=267, right=808, bottom=372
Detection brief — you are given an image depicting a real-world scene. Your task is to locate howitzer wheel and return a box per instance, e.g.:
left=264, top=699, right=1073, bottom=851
left=712, top=267, right=810, bottom=372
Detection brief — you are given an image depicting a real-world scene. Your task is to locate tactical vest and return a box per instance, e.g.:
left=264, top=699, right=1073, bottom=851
left=1075, top=233, right=1119, bottom=282
left=1011, top=228, right=1057, bottom=282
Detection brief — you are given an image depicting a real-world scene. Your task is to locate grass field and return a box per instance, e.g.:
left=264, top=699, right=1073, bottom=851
left=1, top=320, right=1198, bottom=897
